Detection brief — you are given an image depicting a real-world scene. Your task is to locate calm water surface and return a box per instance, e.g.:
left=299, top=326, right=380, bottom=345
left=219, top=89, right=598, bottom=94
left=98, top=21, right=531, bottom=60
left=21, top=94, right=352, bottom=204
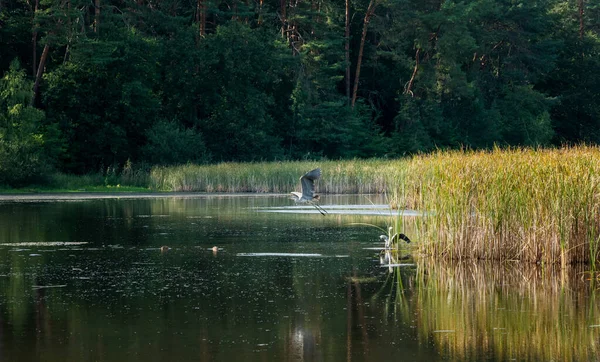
left=0, top=194, right=598, bottom=361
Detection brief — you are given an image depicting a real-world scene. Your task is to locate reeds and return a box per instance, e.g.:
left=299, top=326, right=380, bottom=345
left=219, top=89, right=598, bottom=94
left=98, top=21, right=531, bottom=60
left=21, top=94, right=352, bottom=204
left=391, top=146, right=600, bottom=264
left=149, top=146, right=600, bottom=264
left=149, top=159, right=399, bottom=193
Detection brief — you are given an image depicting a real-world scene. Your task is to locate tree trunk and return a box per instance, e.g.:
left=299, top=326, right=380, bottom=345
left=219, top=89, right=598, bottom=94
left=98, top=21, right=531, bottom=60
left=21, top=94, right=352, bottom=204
left=404, top=48, right=420, bottom=96
left=578, top=0, right=584, bottom=40
left=280, top=0, right=286, bottom=36
left=351, top=0, right=377, bottom=108
left=32, top=0, right=40, bottom=77
left=32, top=43, right=50, bottom=106
left=94, top=0, right=100, bottom=33
left=197, top=0, right=206, bottom=36
left=287, top=0, right=301, bottom=55
left=345, top=0, right=351, bottom=105
left=258, top=0, right=264, bottom=24
left=64, top=0, right=71, bottom=62
left=232, top=0, right=238, bottom=21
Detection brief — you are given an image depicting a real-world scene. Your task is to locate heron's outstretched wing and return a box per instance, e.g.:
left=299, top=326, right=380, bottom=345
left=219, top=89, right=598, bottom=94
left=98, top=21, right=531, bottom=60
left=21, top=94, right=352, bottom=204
left=300, top=168, right=321, bottom=199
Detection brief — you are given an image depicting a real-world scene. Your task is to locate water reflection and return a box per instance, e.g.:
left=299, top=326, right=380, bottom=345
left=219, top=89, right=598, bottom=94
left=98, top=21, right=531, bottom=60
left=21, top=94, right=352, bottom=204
left=415, top=261, right=600, bottom=361
left=0, top=195, right=597, bottom=361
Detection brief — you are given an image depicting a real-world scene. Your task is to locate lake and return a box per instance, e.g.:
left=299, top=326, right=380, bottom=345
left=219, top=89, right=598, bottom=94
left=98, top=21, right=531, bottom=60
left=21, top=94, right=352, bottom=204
left=0, top=194, right=598, bottom=361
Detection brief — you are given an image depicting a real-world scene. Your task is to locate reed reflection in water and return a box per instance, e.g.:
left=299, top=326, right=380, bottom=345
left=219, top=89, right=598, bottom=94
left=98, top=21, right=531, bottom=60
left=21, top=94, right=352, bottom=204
left=413, top=261, right=600, bottom=361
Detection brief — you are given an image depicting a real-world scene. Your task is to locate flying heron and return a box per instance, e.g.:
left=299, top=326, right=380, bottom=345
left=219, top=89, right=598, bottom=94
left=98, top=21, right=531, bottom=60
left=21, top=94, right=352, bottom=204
left=380, top=227, right=411, bottom=249
left=291, top=168, right=328, bottom=215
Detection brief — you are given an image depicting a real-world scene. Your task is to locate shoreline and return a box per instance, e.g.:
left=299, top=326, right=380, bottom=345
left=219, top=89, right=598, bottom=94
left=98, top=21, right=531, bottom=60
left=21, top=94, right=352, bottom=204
left=0, top=192, right=286, bottom=202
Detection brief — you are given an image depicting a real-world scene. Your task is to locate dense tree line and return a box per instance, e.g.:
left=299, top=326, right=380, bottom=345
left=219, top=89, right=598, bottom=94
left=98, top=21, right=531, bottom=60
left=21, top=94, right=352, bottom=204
left=0, top=0, right=599, bottom=184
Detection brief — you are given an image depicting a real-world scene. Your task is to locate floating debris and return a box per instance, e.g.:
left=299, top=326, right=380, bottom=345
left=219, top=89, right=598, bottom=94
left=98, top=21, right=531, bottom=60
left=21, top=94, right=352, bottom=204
left=347, top=276, right=377, bottom=283
left=380, top=263, right=415, bottom=267
left=29, top=254, right=42, bottom=257
left=0, top=242, right=88, bottom=247
left=32, top=284, right=67, bottom=290
left=237, top=253, right=322, bottom=257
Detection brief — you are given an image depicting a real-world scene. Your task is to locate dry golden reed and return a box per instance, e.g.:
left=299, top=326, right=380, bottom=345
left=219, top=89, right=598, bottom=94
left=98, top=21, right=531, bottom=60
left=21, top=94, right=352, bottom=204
left=393, top=146, right=600, bottom=265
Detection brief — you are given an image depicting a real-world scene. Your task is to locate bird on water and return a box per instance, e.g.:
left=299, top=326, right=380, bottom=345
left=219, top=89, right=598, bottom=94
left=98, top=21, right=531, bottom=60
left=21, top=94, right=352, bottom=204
left=291, top=168, right=328, bottom=215
left=380, top=227, right=411, bottom=249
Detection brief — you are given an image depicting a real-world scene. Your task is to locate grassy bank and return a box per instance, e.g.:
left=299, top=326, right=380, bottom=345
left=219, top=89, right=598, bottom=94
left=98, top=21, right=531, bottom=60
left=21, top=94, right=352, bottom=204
left=0, top=167, right=151, bottom=193
left=148, top=159, right=400, bottom=193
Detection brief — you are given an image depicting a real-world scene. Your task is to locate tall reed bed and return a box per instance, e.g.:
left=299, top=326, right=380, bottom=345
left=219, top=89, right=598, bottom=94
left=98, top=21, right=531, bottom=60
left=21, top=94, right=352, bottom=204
left=393, top=146, right=600, bottom=265
left=149, top=159, right=401, bottom=194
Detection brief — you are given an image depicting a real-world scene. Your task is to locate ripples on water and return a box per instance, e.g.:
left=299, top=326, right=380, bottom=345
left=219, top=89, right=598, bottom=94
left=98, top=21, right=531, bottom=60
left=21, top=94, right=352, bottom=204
left=0, top=194, right=598, bottom=361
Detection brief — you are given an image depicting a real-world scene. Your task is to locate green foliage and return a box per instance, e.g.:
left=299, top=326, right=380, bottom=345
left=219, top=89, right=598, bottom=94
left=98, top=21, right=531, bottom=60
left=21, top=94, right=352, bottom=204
left=287, top=0, right=388, bottom=158
left=196, top=22, right=295, bottom=161
left=43, top=31, right=162, bottom=173
left=141, top=120, right=209, bottom=165
left=0, top=0, right=599, bottom=177
left=542, top=1, right=600, bottom=144
left=495, top=85, right=554, bottom=145
left=0, top=60, right=56, bottom=186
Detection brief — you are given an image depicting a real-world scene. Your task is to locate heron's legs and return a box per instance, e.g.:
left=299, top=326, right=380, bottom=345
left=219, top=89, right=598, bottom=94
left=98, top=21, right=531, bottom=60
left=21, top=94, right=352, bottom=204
left=316, top=202, right=329, bottom=215
left=309, top=201, right=328, bottom=215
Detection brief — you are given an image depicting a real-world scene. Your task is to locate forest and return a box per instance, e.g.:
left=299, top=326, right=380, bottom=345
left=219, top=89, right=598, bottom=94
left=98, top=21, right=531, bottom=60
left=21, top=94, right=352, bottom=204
left=0, top=0, right=599, bottom=186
